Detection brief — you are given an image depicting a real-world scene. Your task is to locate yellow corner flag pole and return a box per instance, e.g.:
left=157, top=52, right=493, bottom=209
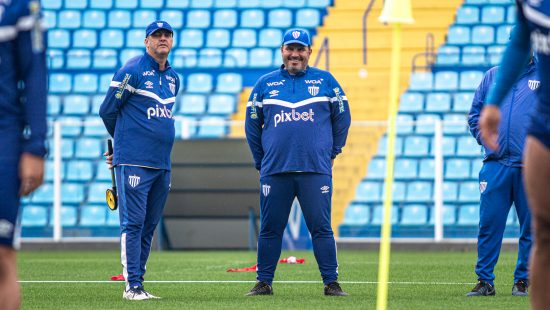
left=377, top=1, right=414, bottom=310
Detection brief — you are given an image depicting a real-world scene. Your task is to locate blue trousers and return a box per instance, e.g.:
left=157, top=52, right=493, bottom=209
left=115, top=165, right=170, bottom=289
left=0, top=129, right=22, bottom=247
left=257, top=172, right=338, bottom=285
left=475, top=161, right=532, bottom=286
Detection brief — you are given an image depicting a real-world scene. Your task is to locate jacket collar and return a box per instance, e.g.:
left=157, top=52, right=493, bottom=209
left=144, top=51, right=171, bottom=71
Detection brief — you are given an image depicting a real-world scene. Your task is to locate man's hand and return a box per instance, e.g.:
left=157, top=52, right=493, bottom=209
left=19, top=153, right=44, bottom=197
left=103, top=151, right=113, bottom=168
left=331, top=159, right=334, bottom=167
left=479, top=104, right=501, bottom=151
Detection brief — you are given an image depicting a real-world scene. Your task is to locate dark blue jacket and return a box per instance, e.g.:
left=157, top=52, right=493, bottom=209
left=0, top=0, right=47, bottom=160
left=245, top=65, right=351, bottom=177
left=99, top=52, right=180, bottom=170
left=469, top=61, right=539, bottom=167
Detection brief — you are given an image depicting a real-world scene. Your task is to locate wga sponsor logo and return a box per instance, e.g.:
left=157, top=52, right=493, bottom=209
left=305, top=79, right=323, bottom=84
left=320, top=185, right=330, bottom=194
left=142, top=70, right=155, bottom=76
left=128, top=175, right=140, bottom=188
left=273, top=109, right=315, bottom=127
left=528, top=79, right=540, bottom=90
left=147, top=104, right=173, bottom=120
left=262, top=184, right=271, bottom=197
left=267, top=80, right=285, bottom=87
left=531, top=30, right=550, bottom=55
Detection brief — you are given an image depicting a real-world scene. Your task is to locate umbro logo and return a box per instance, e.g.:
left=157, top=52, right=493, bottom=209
left=145, top=81, right=154, bottom=89
left=129, top=175, right=140, bottom=188
left=269, top=90, right=279, bottom=97
left=321, top=185, right=330, bottom=194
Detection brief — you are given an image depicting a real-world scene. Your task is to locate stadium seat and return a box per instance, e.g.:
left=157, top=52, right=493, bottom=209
left=66, top=160, right=93, bottom=182
left=206, top=29, right=231, bottom=48
left=224, top=48, right=248, bottom=67
left=453, top=92, right=474, bottom=112
left=216, top=73, right=242, bottom=93
left=488, top=45, right=505, bottom=65
left=59, top=117, right=81, bottom=137
left=80, top=206, right=107, bottom=226
left=62, top=183, right=84, bottom=204
left=90, top=0, right=112, bottom=8
left=180, top=29, right=204, bottom=48
left=172, top=49, right=197, bottom=68
left=443, top=181, right=458, bottom=202
left=93, top=49, right=118, bottom=69
left=215, top=0, right=237, bottom=7
left=496, top=25, right=513, bottom=44
left=42, top=0, right=62, bottom=9
left=239, top=0, right=260, bottom=7
left=295, top=9, right=321, bottom=28
left=50, top=73, right=72, bottom=93
left=241, top=9, right=265, bottom=28
left=390, top=182, right=406, bottom=202
left=399, top=92, right=424, bottom=113
left=107, top=209, right=120, bottom=226
left=187, top=73, right=213, bottom=93
left=208, top=94, right=236, bottom=114
left=447, top=26, right=470, bottom=45
left=259, top=28, right=283, bottom=47
left=284, top=0, right=306, bottom=7
left=88, top=182, right=112, bottom=203
left=191, top=0, right=214, bottom=7
left=458, top=204, right=479, bottom=224
left=99, top=73, right=114, bottom=93
left=462, top=46, right=486, bottom=65
left=141, top=0, right=164, bottom=8
left=403, top=136, right=430, bottom=157
left=100, top=30, right=124, bottom=48
left=58, top=10, right=81, bottom=29
left=126, top=29, right=146, bottom=48
left=268, top=9, right=292, bottom=28
left=166, top=0, right=190, bottom=8
left=249, top=48, right=274, bottom=67
left=507, top=207, right=518, bottom=225
left=460, top=71, right=484, bottom=90
left=187, top=10, right=211, bottom=28
left=308, top=0, right=330, bottom=7
left=119, top=48, right=142, bottom=64
left=436, top=45, right=460, bottom=65
left=44, top=160, right=62, bottom=182
left=160, top=11, right=184, bottom=29
left=366, top=158, right=385, bottom=179
left=95, top=162, right=112, bottom=182
left=456, top=6, right=479, bottom=24
left=401, top=205, right=428, bottom=225
left=355, top=181, right=382, bottom=203
left=428, top=205, right=457, bottom=225
left=371, top=205, right=398, bottom=225
left=43, top=10, right=57, bottom=29
left=456, top=135, right=482, bottom=157
left=232, top=29, right=257, bottom=47
left=472, top=25, right=495, bottom=45
left=197, top=116, right=227, bottom=137
left=51, top=206, right=78, bottom=227
left=396, top=114, right=414, bottom=134
left=48, top=30, right=70, bottom=49
left=425, top=93, right=451, bottom=112
left=179, top=94, right=207, bottom=115
left=459, top=182, right=480, bottom=203
left=66, top=49, right=91, bottom=69
left=409, top=72, right=433, bottom=91
left=198, top=48, right=223, bottom=67
left=213, top=9, right=237, bottom=28
left=48, top=49, right=64, bottom=69
left=377, top=136, right=403, bottom=156
left=31, top=183, right=54, bottom=204
left=418, top=158, right=435, bottom=179
left=108, top=10, right=131, bottom=28
left=91, top=95, right=104, bottom=115
left=83, top=117, right=108, bottom=137
left=63, top=95, right=90, bottom=115
left=445, top=159, right=470, bottom=179
left=434, top=71, right=458, bottom=91
left=343, top=204, right=369, bottom=225
left=73, top=74, right=98, bottom=93
left=48, top=95, right=61, bottom=116
left=507, top=5, right=516, bottom=24
left=273, top=48, right=282, bottom=65
left=22, top=206, right=48, bottom=226
left=406, top=181, right=432, bottom=202
left=133, top=10, right=157, bottom=28
left=443, top=114, right=468, bottom=134
left=61, top=139, right=75, bottom=158
left=394, top=159, right=418, bottom=179
left=482, top=6, right=505, bottom=24
left=115, top=0, right=138, bottom=8
left=75, top=138, right=102, bottom=159
left=415, top=114, right=440, bottom=134
left=177, top=116, right=198, bottom=138
left=262, top=0, right=283, bottom=8
left=471, top=159, right=483, bottom=178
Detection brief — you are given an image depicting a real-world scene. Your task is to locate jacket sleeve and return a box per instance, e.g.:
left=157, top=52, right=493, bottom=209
left=99, top=67, right=137, bottom=137
left=328, top=74, right=351, bottom=159
left=468, top=69, right=494, bottom=145
left=16, top=1, right=48, bottom=157
left=244, top=81, right=265, bottom=171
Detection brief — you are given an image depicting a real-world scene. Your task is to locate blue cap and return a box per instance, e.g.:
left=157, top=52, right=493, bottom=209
left=282, top=28, right=311, bottom=46
left=145, top=20, right=173, bottom=38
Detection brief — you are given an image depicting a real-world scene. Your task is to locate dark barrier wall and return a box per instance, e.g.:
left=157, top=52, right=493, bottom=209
left=164, top=139, right=260, bottom=249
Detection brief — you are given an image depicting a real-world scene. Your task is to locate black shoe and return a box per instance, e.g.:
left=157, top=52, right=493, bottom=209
left=324, top=282, right=349, bottom=296
left=246, top=281, right=273, bottom=296
left=512, top=280, right=528, bottom=296
left=466, top=280, right=495, bottom=296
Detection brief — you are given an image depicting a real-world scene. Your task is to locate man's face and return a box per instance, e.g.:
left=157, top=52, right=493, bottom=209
left=145, top=29, right=173, bottom=58
left=281, top=43, right=312, bottom=74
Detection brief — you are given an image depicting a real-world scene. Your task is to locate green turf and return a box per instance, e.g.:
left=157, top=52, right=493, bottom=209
left=17, top=250, right=529, bottom=309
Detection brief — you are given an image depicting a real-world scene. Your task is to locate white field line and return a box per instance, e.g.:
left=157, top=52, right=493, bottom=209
left=19, top=280, right=476, bottom=285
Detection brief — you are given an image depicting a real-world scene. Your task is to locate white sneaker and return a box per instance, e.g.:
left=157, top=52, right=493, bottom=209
left=123, top=286, right=161, bottom=300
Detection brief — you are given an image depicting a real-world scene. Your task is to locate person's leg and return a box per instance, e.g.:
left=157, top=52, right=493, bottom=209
left=296, top=173, right=338, bottom=285
left=474, top=162, right=512, bottom=286
left=256, top=174, right=295, bottom=285
left=512, top=166, right=532, bottom=284
left=524, top=136, right=550, bottom=310
left=0, top=247, right=20, bottom=310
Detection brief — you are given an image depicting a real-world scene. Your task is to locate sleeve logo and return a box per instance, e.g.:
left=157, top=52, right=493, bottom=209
left=115, top=74, right=131, bottom=99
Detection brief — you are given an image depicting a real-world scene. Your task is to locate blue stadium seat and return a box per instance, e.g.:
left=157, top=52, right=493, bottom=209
left=213, top=9, right=237, bottom=28
left=428, top=205, right=457, bottom=225
left=208, top=94, right=236, bottom=114
left=22, top=206, right=48, bottom=226
left=73, top=74, right=98, bottom=93
left=191, top=0, right=213, bottom=7
left=406, top=181, right=432, bottom=202
left=166, top=0, right=190, bottom=8
left=197, top=116, right=227, bottom=137
left=216, top=73, right=242, bottom=93
left=47, top=49, right=64, bottom=69
left=206, top=29, right=230, bottom=48
left=458, top=204, right=479, bottom=224
left=507, top=207, right=518, bottom=225
left=187, top=10, right=211, bottom=28
left=436, top=45, right=460, bottom=65
left=284, top=0, right=306, bottom=7
left=418, top=158, right=434, bottom=179
left=233, top=29, right=257, bottom=47
left=93, top=49, right=117, bottom=69
left=259, top=28, right=283, bottom=47
left=115, top=0, right=138, bottom=8
left=507, top=5, right=516, bottom=24
left=127, top=29, right=146, bottom=48
left=443, top=181, right=458, bottom=202
left=482, top=6, right=505, bottom=24
left=456, top=135, right=482, bottom=157
left=396, top=114, right=414, bottom=134
left=460, top=71, right=484, bottom=90
left=65, top=0, right=87, bottom=8
left=453, top=92, right=474, bottom=112
left=371, top=205, right=398, bottom=225
left=425, top=93, right=451, bottom=112
left=43, top=10, right=57, bottom=29
left=178, top=116, right=198, bottom=138
left=44, top=160, right=61, bottom=182
left=108, top=10, right=131, bottom=28
left=88, top=182, right=111, bottom=203
left=141, top=0, right=164, bottom=8
left=198, top=48, right=223, bottom=67
left=63, top=95, right=90, bottom=115
left=187, top=73, right=213, bottom=93
left=399, top=92, right=424, bottom=113
left=66, top=160, right=93, bottom=182
left=458, top=182, right=480, bottom=202
left=160, top=10, right=184, bottom=29
left=409, top=72, right=433, bottom=91
left=75, top=138, right=102, bottom=159
left=401, top=205, right=428, bottom=225
left=83, top=11, right=106, bottom=29
left=91, top=95, right=104, bottom=115
left=295, top=9, right=321, bottom=28
left=249, top=48, right=273, bottom=67
left=377, top=136, right=403, bottom=156
left=51, top=206, right=78, bottom=227
left=83, top=117, right=108, bottom=137
left=58, top=10, right=81, bottom=29
left=390, top=182, right=406, bottom=202
left=180, top=29, right=204, bottom=48
left=308, top=0, right=330, bottom=7
left=223, top=48, right=248, bottom=68
left=273, top=48, right=282, bottom=65
left=215, top=0, right=237, bottom=7
left=48, top=30, right=70, bottom=49
left=241, top=9, right=265, bottom=28
left=471, top=159, right=483, bottom=178
left=446, top=159, right=470, bottom=180
left=80, top=206, right=107, bottom=226
left=42, top=0, right=62, bottom=9
left=238, top=0, right=260, bottom=7
left=107, top=209, right=120, bottom=226
left=99, top=73, right=114, bottom=93
left=60, top=117, right=82, bottom=137
left=31, top=183, right=54, bottom=204
left=119, top=49, right=142, bottom=64
left=496, top=25, right=513, bottom=44
left=472, top=25, right=495, bottom=45
left=355, top=181, right=381, bottom=203
left=66, top=49, right=91, bottom=69
left=403, top=136, right=430, bottom=157
left=462, top=46, right=486, bottom=65
left=447, top=26, right=470, bottom=45
left=50, top=73, right=72, bottom=93
left=415, top=114, right=440, bottom=134
left=268, top=9, right=292, bottom=28
left=443, top=114, right=468, bottom=134
left=91, top=0, right=113, bottom=8
left=62, top=183, right=84, bottom=204
left=48, top=95, right=61, bottom=116
left=488, top=45, right=505, bottom=65
left=61, top=139, right=75, bottom=158
left=434, top=71, right=458, bottom=91
left=172, top=49, right=197, bottom=68
left=456, top=6, right=479, bottom=24
left=262, top=0, right=283, bottom=8
left=343, top=204, right=369, bottom=225
left=100, top=30, right=124, bottom=48
left=394, top=159, right=418, bottom=179
left=366, top=158, right=385, bottom=179
left=179, top=94, right=207, bottom=115
left=133, top=10, right=157, bottom=28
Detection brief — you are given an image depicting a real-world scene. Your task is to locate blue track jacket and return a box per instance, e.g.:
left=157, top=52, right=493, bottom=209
left=469, top=61, right=539, bottom=167
left=99, top=52, right=180, bottom=170
left=245, top=65, right=351, bottom=177
left=0, top=0, right=47, bottom=159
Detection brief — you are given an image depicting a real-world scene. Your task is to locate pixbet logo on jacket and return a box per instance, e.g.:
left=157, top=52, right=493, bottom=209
left=147, top=104, right=173, bottom=120
left=273, top=109, right=315, bottom=127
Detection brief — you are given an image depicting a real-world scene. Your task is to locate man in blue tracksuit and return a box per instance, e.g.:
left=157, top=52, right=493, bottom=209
left=467, top=56, right=538, bottom=297
left=99, top=21, right=179, bottom=300
left=0, top=1, right=47, bottom=308
left=245, top=28, right=351, bottom=296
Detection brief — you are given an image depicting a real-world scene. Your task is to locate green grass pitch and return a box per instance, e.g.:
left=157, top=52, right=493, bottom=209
left=18, top=250, right=529, bottom=309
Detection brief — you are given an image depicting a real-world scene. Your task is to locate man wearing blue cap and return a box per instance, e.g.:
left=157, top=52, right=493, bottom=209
left=245, top=28, right=351, bottom=296
left=100, top=20, right=180, bottom=300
